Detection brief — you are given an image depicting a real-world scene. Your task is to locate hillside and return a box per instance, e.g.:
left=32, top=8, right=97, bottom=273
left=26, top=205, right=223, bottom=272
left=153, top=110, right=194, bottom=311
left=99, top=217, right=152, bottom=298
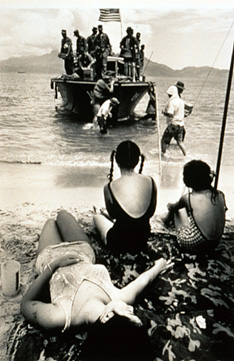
left=0, top=51, right=64, bottom=74
left=0, top=50, right=228, bottom=78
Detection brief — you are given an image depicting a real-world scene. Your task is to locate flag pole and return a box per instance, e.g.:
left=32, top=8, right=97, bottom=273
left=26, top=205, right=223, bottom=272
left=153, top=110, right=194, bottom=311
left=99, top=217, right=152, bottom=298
left=119, top=9, right=123, bottom=40
left=214, top=40, right=234, bottom=190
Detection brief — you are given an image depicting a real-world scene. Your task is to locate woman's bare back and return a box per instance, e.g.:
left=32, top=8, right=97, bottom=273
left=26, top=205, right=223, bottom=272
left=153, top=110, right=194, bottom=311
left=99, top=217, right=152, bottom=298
left=110, top=174, right=154, bottom=218
left=189, top=191, right=226, bottom=240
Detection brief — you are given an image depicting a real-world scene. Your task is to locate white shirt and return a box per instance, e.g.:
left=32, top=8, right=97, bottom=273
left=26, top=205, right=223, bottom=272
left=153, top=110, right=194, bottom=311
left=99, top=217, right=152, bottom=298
left=165, top=94, right=184, bottom=126
left=97, top=99, right=113, bottom=119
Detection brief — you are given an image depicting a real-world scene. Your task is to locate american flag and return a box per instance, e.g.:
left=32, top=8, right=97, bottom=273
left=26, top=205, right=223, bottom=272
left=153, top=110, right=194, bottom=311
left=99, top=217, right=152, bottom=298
left=99, top=9, right=121, bottom=22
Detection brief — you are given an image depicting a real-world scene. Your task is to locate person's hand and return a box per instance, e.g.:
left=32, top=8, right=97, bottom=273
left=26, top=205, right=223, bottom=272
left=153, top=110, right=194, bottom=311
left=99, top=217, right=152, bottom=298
left=153, top=258, right=174, bottom=274
left=100, top=301, right=142, bottom=326
left=51, top=254, right=80, bottom=271
left=152, top=258, right=174, bottom=275
left=160, top=259, right=174, bottom=275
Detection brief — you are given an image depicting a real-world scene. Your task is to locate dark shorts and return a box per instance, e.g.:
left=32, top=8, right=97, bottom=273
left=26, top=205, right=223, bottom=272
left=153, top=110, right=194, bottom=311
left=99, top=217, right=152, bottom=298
left=124, top=57, right=136, bottom=63
left=162, top=124, right=185, bottom=144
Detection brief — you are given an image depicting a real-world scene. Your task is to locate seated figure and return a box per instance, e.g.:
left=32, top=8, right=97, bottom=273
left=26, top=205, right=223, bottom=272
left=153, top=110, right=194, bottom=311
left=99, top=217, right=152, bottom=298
left=163, top=160, right=227, bottom=254
left=93, top=140, right=157, bottom=253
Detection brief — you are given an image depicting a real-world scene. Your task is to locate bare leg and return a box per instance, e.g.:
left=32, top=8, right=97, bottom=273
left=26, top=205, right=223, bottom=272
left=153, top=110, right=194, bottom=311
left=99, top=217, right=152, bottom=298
left=174, top=208, right=190, bottom=229
left=161, top=138, right=169, bottom=154
left=176, top=140, right=186, bottom=156
left=37, top=219, right=62, bottom=256
left=93, top=214, right=113, bottom=245
left=57, top=210, right=91, bottom=244
left=92, top=103, right=101, bottom=125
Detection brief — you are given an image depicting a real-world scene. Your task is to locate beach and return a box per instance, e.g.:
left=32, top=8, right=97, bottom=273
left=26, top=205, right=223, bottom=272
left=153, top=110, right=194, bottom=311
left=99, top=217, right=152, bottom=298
left=0, top=71, right=234, bottom=360
left=1, top=161, right=234, bottom=216
left=1, top=161, right=234, bottom=360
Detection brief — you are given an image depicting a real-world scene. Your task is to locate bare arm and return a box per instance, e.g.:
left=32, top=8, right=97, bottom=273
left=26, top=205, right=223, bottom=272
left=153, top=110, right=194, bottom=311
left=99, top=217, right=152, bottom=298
left=167, top=194, right=188, bottom=213
left=21, top=255, right=79, bottom=329
left=119, top=258, right=168, bottom=305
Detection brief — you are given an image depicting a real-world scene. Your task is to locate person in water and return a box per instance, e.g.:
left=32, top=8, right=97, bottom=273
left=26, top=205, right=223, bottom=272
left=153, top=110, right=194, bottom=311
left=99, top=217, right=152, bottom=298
left=93, top=140, right=157, bottom=253
left=161, top=85, right=186, bottom=156
left=91, top=74, right=116, bottom=124
left=143, top=82, right=156, bottom=120
left=97, top=97, right=120, bottom=134
left=20, top=210, right=168, bottom=360
left=163, top=160, right=227, bottom=254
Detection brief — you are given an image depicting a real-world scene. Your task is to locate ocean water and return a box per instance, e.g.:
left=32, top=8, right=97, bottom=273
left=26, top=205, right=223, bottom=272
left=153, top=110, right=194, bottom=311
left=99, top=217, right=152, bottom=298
left=0, top=71, right=233, bottom=187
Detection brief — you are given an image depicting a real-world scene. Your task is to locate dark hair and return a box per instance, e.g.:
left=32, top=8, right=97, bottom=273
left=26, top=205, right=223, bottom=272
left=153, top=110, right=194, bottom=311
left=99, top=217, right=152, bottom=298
left=108, top=140, right=145, bottom=182
left=80, top=315, right=154, bottom=361
left=183, top=160, right=216, bottom=192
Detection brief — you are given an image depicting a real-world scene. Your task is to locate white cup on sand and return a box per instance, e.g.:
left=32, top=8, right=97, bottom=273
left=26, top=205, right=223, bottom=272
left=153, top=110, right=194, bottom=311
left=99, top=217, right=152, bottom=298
left=1, top=260, right=21, bottom=297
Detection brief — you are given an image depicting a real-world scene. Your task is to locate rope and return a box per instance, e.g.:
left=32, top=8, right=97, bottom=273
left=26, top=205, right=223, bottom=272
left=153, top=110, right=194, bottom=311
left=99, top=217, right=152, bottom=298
left=193, top=20, right=234, bottom=108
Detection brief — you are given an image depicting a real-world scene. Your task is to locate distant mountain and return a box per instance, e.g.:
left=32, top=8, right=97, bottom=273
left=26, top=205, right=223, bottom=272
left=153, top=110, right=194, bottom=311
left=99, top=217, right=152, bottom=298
left=144, top=59, right=228, bottom=78
left=0, top=50, right=64, bottom=74
left=0, top=50, right=228, bottom=78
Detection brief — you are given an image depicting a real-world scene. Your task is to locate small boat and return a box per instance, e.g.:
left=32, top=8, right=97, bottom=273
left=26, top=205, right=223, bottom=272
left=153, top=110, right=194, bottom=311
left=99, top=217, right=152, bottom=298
left=51, top=55, right=154, bottom=122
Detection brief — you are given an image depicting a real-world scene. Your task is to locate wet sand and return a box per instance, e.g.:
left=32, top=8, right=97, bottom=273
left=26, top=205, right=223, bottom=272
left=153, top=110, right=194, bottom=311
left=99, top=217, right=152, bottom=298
left=0, top=161, right=233, bottom=218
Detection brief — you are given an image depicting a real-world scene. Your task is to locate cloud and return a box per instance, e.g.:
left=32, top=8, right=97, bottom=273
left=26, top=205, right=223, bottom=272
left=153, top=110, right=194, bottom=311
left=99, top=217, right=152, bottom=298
left=0, top=4, right=233, bottom=69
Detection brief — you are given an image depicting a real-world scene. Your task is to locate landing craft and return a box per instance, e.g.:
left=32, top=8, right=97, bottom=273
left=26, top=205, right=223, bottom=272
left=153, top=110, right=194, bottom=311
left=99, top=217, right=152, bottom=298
left=51, top=55, right=155, bottom=123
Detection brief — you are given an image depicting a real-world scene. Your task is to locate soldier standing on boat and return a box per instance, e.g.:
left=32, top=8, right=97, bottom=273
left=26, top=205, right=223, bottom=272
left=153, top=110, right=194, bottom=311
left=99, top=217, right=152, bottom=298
left=58, top=30, right=74, bottom=75
left=161, top=85, right=186, bottom=157
left=87, top=27, right=98, bottom=56
left=73, top=30, right=87, bottom=56
left=135, top=32, right=141, bottom=80
left=143, top=82, right=156, bottom=121
left=120, top=27, right=138, bottom=82
left=93, top=25, right=111, bottom=79
left=139, top=44, right=145, bottom=78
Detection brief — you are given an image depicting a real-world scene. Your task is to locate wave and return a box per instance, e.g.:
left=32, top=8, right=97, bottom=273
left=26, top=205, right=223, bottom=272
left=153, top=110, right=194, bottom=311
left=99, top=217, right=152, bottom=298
left=0, top=159, right=111, bottom=167
left=0, top=160, right=42, bottom=165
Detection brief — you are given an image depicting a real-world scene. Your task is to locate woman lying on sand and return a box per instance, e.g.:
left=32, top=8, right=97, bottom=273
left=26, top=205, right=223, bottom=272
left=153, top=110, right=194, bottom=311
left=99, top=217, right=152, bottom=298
left=93, top=140, right=157, bottom=253
left=21, top=210, right=171, bottom=360
left=164, top=160, right=227, bottom=254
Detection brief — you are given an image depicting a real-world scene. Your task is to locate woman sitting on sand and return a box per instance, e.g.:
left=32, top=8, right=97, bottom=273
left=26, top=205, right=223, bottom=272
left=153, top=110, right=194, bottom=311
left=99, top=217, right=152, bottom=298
left=164, top=160, right=227, bottom=254
left=21, top=210, right=169, bottom=360
left=93, top=140, right=157, bottom=253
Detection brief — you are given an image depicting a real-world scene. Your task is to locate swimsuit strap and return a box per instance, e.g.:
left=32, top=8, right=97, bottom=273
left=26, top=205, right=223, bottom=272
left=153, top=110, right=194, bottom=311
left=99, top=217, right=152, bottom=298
left=108, top=176, right=156, bottom=213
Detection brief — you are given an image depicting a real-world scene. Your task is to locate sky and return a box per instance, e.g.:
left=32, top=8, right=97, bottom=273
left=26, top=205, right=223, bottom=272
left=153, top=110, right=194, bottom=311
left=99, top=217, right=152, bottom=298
left=0, top=0, right=234, bottom=70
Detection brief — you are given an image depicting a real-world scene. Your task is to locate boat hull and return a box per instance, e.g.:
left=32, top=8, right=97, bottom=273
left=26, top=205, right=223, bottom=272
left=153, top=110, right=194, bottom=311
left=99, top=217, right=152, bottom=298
left=51, top=78, right=150, bottom=122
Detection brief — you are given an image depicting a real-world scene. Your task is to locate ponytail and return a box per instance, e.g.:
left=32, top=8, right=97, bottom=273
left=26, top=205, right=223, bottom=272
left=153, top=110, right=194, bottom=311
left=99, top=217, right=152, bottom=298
left=139, top=154, right=145, bottom=174
left=107, top=150, right=115, bottom=182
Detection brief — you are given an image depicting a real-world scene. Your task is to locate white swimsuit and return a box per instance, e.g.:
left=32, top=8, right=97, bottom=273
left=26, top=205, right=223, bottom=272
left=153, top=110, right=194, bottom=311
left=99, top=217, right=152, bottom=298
left=36, top=242, right=120, bottom=331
